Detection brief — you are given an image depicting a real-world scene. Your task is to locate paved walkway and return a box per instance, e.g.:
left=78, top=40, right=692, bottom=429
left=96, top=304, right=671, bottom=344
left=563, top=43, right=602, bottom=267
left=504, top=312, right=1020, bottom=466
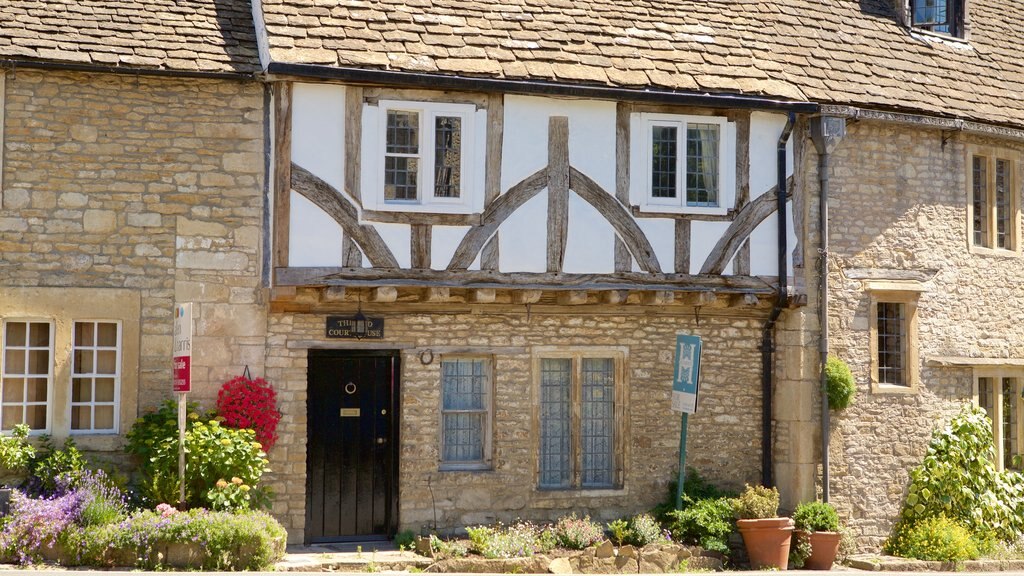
left=276, top=540, right=433, bottom=572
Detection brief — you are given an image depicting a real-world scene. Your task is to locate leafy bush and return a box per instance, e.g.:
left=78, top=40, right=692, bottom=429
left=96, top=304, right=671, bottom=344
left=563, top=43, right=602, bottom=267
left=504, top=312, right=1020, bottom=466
left=217, top=376, right=282, bottom=451
left=76, top=470, right=128, bottom=527
left=825, top=356, right=856, bottom=410
left=466, top=522, right=539, bottom=558
left=622, top=513, right=665, bottom=547
left=126, top=401, right=271, bottom=510
left=608, top=518, right=629, bottom=545
left=652, top=469, right=735, bottom=522
left=552, top=513, right=604, bottom=550
left=26, top=435, right=88, bottom=496
left=732, top=484, right=780, bottom=519
left=792, top=501, right=840, bottom=533
left=887, top=515, right=980, bottom=561
left=430, top=535, right=469, bottom=559
left=394, top=529, right=415, bottom=550
left=667, top=497, right=734, bottom=555
left=789, top=532, right=812, bottom=569
left=0, top=425, right=34, bottom=473
left=885, top=405, right=1024, bottom=552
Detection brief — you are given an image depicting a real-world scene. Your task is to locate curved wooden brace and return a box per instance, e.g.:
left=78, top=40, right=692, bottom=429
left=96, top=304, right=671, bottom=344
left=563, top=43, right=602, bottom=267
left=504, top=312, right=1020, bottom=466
left=290, top=163, right=399, bottom=269
left=569, top=168, right=662, bottom=274
left=447, top=168, right=548, bottom=270
left=699, top=176, right=794, bottom=275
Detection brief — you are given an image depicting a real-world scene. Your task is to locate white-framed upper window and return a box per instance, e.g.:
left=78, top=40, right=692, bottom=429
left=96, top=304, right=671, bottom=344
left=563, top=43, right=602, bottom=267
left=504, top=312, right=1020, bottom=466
left=0, top=320, right=52, bottom=432
left=70, top=321, right=121, bottom=434
left=363, top=100, right=487, bottom=214
left=631, top=113, right=736, bottom=216
left=439, top=356, right=492, bottom=470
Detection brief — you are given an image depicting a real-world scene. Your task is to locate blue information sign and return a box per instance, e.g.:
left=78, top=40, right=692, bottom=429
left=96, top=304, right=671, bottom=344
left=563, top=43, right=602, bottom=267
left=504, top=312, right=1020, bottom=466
left=671, top=334, right=702, bottom=414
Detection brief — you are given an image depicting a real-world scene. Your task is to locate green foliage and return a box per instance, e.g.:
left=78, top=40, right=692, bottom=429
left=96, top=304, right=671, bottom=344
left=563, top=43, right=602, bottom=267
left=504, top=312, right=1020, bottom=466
left=622, top=513, right=666, bottom=547
left=788, top=532, right=812, bottom=569
left=430, top=535, right=468, bottom=559
left=885, top=405, right=1024, bottom=552
left=792, top=501, right=840, bottom=533
left=732, top=484, right=780, bottom=520
left=394, top=529, right=416, bottom=551
left=0, top=425, right=34, bottom=473
left=466, top=522, right=539, bottom=558
left=125, top=401, right=271, bottom=510
left=552, top=513, right=604, bottom=550
left=825, top=356, right=856, bottom=410
left=28, top=435, right=87, bottom=494
left=666, top=497, right=734, bottom=555
left=652, top=469, right=735, bottom=522
left=607, top=518, right=629, bottom=546
left=886, top=515, right=980, bottom=561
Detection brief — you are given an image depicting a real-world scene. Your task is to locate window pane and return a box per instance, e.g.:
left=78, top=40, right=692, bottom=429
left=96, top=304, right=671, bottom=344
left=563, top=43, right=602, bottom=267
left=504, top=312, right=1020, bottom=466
left=94, top=406, right=114, bottom=430
left=96, top=350, right=117, bottom=375
left=1003, top=378, right=1019, bottom=469
left=913, top=0, right=949, bottom=29
left=434, top=116, right=462, bottom=199
left=2, top=379, right=24, bottom=402
left=440, top=359, right=487, bottom=463
left=4, top=323, right=26, bottom=347
left=72, top=378, right=91, bottom=403
left=28, top=323, right=49, bottom=347
left=1, top=406, right=22, bottom=430
left=996, top=159, right=1012, bottom=250
left=28, top=350, right=49, bottom=375
left=877, top=303, right=906, bottom=386
left=71, top=406, right=90, bottom=431
left=386, top=111, right=419, bottom=154
left=75, top=322, right=94, bottom=347
left=442, top=413, right=484, bottom=462
left=973, top=156, right=989, bottom=247
left=686, top=124, right=720, bottom=207
left=95, top=378, right=115, bottom=403
left=4, top=350, right=25, bottom=375
left=26, top=405, right=46, bottom=430
left=651, top=126, right=677, bottom=199
left=384, top=156, right=419, bottom=201
left=26, top=379, right=46, bottom=402
left=581, top=358, right=615, bottom=488
left=96, top=323, right=118, bottom=347
left=441, top=359, right=485, bottom=411
left=539, top=358, right=572, bottom=488
left=979, top=377, right=995, bottom=424
left=74, top=350, right=94, bottom=375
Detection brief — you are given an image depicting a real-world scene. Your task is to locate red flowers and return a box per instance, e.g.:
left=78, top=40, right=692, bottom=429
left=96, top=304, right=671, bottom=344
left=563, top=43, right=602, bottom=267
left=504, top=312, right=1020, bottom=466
left=216, top=376, right=281, bottom=452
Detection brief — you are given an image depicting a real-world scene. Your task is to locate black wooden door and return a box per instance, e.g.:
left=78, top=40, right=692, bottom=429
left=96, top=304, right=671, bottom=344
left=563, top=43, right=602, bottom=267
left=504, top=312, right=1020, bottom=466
left=306, top=350, right=399, bottom=542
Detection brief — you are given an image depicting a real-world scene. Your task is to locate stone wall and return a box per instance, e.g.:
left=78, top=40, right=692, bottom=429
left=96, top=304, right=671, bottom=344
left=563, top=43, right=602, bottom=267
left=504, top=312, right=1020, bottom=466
left=821, top=121, right=1024, bottom=550
left=264, top=305, right=771, bottom=543
left=0, top=70, right=267, bottom=442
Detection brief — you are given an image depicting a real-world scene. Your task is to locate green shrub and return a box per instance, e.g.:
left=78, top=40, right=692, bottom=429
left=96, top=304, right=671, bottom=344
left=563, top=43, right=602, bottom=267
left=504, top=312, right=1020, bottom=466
left=466, top=522, right=539, bottom=558
left=607, top=518, right=629, bottom=545
left=887, top=515, right=980, bottom=561
left=27, top=435, right=88, bottom=495
left=430, top=535, right=468, bottom=559
left=666, top=497, right=734, bottom=555
left=789, top=532, right=812, bottom=569
left=623, top=513, right=665, bottom=546
left=825, top=356, right=856, bottom=410
left=792, top=501, right=840, bottom=533
left=885, top=405, right=1024, bottom=551
left=395, top=529, right=416, bottom=550
left=652, top=469, right=734, bottom=521
left=0, top=425, right=34, bottom=473
left=732, top=484, right=779, bottom=519
left=126, top=401, right=271, bottom=510
left=552, top=513, right=604, bottom=550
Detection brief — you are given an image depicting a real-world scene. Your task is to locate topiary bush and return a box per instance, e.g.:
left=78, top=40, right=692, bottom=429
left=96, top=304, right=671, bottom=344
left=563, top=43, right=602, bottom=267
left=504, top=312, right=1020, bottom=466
left=887, top=515, right=980, bottom=561
left=732, top=484, right=780, bottom=519
left=825, top=355, right=856, bottom=410
left=792, top=501, right=840, bottom=533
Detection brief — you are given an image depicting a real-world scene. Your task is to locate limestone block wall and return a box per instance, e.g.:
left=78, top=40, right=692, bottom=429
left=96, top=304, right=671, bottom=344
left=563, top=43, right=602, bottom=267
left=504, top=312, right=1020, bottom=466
left=265, top=306, right=769, bottom=543
left=0, top=70, right=267, bottom=440
left=822, top=121, right=1024, bottom=550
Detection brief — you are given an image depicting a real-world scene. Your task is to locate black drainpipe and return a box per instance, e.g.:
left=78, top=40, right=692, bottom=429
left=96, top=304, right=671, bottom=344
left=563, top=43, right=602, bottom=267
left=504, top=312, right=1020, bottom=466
left=760, top=112, right=796, bottom=487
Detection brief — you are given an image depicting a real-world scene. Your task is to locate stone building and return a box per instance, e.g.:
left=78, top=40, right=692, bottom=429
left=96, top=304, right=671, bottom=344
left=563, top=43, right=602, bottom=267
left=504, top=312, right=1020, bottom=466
left=1, top=0, right=1023, bottom=552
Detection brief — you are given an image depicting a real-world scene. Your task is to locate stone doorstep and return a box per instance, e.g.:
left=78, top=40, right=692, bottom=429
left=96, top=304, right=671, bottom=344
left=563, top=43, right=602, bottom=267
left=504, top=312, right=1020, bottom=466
left=276, top=547, right=433, bottom=572
left=846, top=554, right=1024, bottom=572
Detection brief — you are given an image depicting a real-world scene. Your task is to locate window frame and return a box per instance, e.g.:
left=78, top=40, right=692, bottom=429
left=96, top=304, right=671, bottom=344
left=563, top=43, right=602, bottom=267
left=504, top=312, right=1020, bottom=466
left=909, top=0, right=965, bottom=37
left=532, top=348, right=627, bottom=492
left=0, top=318, right=54, bottom=434
left=363, top=99, right=487, bottom=215
left=967, top=145, right=1020, bottom=256
left=973, top=368, right=1024, bottom=471
left=438, top=355, right=494, bottom=471
left=68, top=320, right=122, bottom=435
left=868, top=289, right=920, bottom=394
left=630, top=112, right=736, bottom=216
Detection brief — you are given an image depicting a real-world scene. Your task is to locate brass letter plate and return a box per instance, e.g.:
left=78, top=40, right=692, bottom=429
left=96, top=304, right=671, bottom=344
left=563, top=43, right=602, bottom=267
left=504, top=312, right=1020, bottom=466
left=340, top=408, right=361, bottom=417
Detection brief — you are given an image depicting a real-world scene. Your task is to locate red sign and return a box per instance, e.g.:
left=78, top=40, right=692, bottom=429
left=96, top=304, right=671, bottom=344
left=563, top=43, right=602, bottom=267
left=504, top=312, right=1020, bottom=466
left=173, top=303, right=192, bottom=393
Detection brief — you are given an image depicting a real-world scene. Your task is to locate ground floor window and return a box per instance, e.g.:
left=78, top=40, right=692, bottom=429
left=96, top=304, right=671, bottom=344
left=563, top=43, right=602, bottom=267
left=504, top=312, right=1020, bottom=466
left=1, top=320, right=53, bottom=431
left=537, top=351, right=624, bottom=490
left=976, top=370, right=1024, bottom=471
left=868, top=289, right=920, bottom=392
left=71, top=321, right=121, bottom=433
left=439, top=357, right=492, bottom=470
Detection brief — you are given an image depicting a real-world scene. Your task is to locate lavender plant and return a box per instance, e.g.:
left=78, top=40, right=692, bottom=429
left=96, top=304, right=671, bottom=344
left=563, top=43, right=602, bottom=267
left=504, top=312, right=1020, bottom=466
left=0, top=489, right=88, bottom=563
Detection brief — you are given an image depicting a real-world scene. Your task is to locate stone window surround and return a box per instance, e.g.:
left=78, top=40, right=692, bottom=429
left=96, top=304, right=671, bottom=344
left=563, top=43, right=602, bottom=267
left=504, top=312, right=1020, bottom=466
left=0, top=287, right=139, bottom=451
left=437, top=354, right=494, bottom=472
left=973, top=367, right=1024, bottom=472
left=866, top=283, right=921, bottom=394
left=531, top=346, right=628, bottom=493
left=630, top=112, right=737, bottom=216
left=966, top=144, right=1021, bottom=257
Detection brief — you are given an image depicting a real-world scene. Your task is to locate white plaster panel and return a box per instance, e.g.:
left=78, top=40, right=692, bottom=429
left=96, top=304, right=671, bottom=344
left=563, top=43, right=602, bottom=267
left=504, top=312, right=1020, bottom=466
left=563, top=195, right=615, bottom=274
left=749, top=201, right=797, bottom=277
left=749, top=112, right=794, bottom=200
left=291, top=83, right=345, bottom=193
left=288, top=191, right=343, bottom=267
left=499, top=190, right=549, bottom=273
left=372, top=223, right=412, bottom=269
left=431, top=226, right=471, bottom=271
left=690, top=221, right=731, bottom=275
left=632, top=218, right=675, bottom=274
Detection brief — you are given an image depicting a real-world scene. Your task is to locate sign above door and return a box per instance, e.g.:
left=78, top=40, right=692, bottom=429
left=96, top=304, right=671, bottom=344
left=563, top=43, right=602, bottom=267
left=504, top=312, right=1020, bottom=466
left=326, top=315, right=385, bottom=339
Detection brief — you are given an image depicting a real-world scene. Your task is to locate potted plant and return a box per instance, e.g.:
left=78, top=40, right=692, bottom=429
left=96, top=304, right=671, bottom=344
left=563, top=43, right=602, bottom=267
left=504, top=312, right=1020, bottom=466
left=732, top=484, right=793, bottom=569
left=792, top=501, right=842, bottom=570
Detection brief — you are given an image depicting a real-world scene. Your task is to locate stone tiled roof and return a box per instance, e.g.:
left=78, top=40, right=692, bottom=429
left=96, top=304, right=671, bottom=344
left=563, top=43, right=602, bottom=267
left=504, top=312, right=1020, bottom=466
left=260, top=0, right=1024, bottom=127
left=0, top=0, right=260, bottom=75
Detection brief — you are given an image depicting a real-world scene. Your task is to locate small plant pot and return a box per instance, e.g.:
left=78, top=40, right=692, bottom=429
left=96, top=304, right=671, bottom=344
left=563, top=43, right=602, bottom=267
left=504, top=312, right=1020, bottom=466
left=736, top=517, right=794, bottom=570
left=802, top=530, right=841, bottom=570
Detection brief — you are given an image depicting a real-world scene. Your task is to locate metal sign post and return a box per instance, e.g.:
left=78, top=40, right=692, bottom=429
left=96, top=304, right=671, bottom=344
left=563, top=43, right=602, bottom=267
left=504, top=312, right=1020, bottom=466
left=671, top=334, right=702, bottom=510
left=172, top=303, right=193, bottom=509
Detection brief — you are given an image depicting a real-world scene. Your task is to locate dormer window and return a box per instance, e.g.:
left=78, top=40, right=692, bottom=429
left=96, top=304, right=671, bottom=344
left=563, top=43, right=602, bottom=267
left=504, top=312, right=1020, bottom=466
left=910, top=0, right=964, bottom=37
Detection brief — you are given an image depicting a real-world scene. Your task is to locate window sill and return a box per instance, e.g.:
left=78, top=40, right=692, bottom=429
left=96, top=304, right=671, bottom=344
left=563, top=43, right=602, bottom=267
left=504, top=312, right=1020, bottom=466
left=633, top=203, right=729, bottom=217
left=871, top=382, right=918, bottom=394
left=534, top=487, right=628, bottom=498
left=369, top=200, right=480, bottom=216
left=968, top=245, right=1020, bottom=258
left=438, top=462, right=492, bottom=472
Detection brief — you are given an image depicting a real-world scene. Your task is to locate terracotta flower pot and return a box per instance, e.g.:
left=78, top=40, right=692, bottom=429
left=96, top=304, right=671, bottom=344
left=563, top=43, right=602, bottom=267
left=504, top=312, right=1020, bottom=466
left=736, top=517, right=794, bottom=570
left=803, top=530, right=841, bottom=570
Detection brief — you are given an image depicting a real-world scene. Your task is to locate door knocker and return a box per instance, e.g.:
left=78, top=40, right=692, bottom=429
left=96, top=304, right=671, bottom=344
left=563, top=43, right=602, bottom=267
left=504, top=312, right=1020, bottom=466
left=344, top=382, right=357, bottom=395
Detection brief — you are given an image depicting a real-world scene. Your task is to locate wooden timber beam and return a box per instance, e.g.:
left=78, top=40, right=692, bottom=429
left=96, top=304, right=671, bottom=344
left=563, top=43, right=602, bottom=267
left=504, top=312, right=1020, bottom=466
left=547, top=117, right=570, bottom=273
left=273, top=82, right=292, bottom=271
left=700, top=176, right=794, bottom=275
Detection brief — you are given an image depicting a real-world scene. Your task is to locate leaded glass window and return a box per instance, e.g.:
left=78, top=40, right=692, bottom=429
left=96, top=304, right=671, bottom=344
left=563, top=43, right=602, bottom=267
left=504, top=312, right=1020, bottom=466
left=384, top=110, right=420, bottom=201
left=910, top=0, right=963, bottom=36
left=876, top=302, right=906, bottom=386
left=539, top=358, right=572, bottom=488
left=640, top=114, right=728, bottom=214
left=972, top=156, right=989, bottom=248
left=440, top=358, right=490, bottom=466
left=434, top=116, right=462, bottom=199
left=686, top=124, right=719, bottom=207
left=996, top=159, right=1012, bottom=250
left=651, top=126, right=677, bottom=199
left=970, top=151, right=1017, bottom=252
left=1, top=321, right=51, bottom=431
left=976, top=372, right=1024, bottom=472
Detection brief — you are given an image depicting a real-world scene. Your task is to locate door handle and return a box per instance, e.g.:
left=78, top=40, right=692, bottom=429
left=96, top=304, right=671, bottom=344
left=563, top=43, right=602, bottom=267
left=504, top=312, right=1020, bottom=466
left=376, top=437, right=386, bottom=445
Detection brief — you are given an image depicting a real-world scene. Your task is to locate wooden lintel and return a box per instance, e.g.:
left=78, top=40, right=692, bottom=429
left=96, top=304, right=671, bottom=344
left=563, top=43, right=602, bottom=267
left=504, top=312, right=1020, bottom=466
left=603, top=290, right=629, bottom=305
left=370, top=286, right=398, bottom=303
left=513, top=290, right=543, bottom=304
left=547, top=116, right=570, bottom=273
left=470, top=288, right=496, bottom=304
left=322, top=286, right=346, bottom=303
left=421, top=287, right=450, bottom=303
left=558, top=290, right=589, bottom=305
left=643, top=291, right=674, bottom=305
left=270, top=286, right=297, bottom=302
left=273, top=82, right=293, bottom=270
left=362, top=210, right=479, bottom=226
